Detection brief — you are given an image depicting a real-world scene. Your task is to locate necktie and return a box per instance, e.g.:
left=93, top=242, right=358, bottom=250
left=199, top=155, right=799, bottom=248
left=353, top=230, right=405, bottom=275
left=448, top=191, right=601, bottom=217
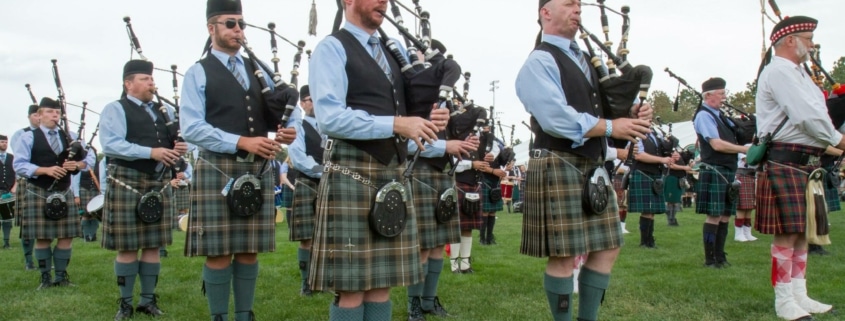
left=228, top=56, right=248, bottom=90
left=145, top=102, right=158, bottom=122
left=569, top=41, right=591, bottom=79
left=0, top=153, right=5, bottom=163
left=368, top=36, right=392, bottom=82
left=48, top=130, right=62, bottom=155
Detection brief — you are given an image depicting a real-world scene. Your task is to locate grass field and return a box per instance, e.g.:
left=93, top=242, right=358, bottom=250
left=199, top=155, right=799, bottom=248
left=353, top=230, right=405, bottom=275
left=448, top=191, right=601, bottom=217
left=0, top=208, right=843, bottom=321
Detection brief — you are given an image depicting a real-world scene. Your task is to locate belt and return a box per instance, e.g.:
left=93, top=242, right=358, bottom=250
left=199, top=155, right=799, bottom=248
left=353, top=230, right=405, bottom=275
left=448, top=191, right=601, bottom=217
left=736, top=168, right=756, bottom=175
left=199, top=148, right=257, bottom=162
left=768, top=152, right=821, bottom=166
left=531, top=149, right=601, bottom=166
left=820, top=154, right=838, bottom=167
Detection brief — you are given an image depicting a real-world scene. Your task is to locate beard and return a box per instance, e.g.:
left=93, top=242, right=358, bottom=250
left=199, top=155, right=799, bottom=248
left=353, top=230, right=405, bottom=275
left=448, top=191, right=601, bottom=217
left=795, top=39, right=811, bottom=63
left=354, top=3, right=383, bottom=30
left=214, top=28, right=242, bottom=52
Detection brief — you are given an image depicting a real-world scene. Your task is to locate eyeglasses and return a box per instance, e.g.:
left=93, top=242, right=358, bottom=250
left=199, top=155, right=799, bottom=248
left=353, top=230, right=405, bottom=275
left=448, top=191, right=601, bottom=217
left=301, top=98, right=312, bottom=103
left=212, top=19, right=246, bottom=30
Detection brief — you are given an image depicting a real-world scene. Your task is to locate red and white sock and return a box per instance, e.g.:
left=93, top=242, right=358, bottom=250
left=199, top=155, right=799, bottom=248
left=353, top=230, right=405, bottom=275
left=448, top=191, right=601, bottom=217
left=791, top=249, right=808, bottom=279
left=771, top=244, right=794, bottom=287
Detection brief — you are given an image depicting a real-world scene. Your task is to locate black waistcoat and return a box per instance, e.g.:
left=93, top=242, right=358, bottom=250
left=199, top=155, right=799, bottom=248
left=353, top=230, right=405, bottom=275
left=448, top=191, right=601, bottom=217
left=199, top=55, right=269, bottom=155
left=531, top=42, right=606, bottom=162
left=333, top=29, right=408, bottom=165
left=79, top=159, right=99, bottom=191
left=303, top=119, right=324, bottom=167
left=0, top=153, right=14, bottom=191
left=695, top=107, right=738, bottom=170
left=634, top=133, right=663, bottom=175
left=110, top=98, right=174, bottom=175
left=29, top=128, right=71, bottom=190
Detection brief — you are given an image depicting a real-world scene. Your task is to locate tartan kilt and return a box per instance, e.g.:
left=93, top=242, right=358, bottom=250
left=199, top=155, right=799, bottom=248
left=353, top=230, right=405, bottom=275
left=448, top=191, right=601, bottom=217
left=20, top=185, right=80, bottom=239
left=823, top=166, right=841, bottom=212
left=512, top=183, right=521, bottom=202
left=14, top=178, right=27, bottom=227
left=308, top=139, right=422, bottom=292
left=695, top=165, right=737, bottom=217
left=280, top=184, right=294, bottom=208
left=288, top=177, right=318, bottom=241
left=755, top=143, right=825, bottom=234
left=410, top=163, right=460, bottom=250
left=456, top=182, right=482, bottom=230
left=520, top=150, right=622, bottom=258
left=481, top=176, right=503, bottom=212
left=78, top=187, right=99, bottom=218
left=172, top=184, right=191, bottom=212
left=662, top=176, right=683, bottom=203
left=102, top=165, right=173, bottom=251
left=627, top=171, right=666, bottom=214
left=736, top=170, right=757, bottom=210
left=185, top=152, right=276, bottom=257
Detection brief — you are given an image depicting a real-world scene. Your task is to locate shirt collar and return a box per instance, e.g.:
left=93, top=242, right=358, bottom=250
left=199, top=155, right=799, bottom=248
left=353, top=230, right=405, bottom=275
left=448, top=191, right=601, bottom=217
left=39, top=125, right=58, bottom=134
left=126, top=95, right=151, bottom=107
left=211, top=48, right=243, bottom=67
left=541, top=34, right=576, bottom=55
left=701, top=103, right=721, bottom=115
left=343, top=21, right=378, bottom=46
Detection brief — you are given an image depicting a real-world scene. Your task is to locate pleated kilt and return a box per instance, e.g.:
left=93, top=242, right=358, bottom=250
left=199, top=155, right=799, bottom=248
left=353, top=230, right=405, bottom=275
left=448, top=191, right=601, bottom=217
left=695, top=164, right=737, bottom=217
left=172, top=184, right=191, bottom=212
left=185, top=151, right=276, bottom=257
left=308, top=139, right=422, bottom=292
left=410, top=163, right=460, bottom=250
left=627, top=170, right=666, bottom=214
left=823, top=165, right=841, bottom=212
left=756, top=143, right=825, bottom=234
left=102, top=164, right=172, bottom=251
left=456, top=182, right=482, bottom=230
left=613, top=174, right=627, bottom=209
left=662, top=176, right=683, bottom=203
left=280, top=184, right=294, bottom=208
left=736, top=169, right=757, bottom=210
left=78, top=187, right=99, bottom=218
left=481, top=176, right=503, bottom=212
left=520, top=150, right=622, bottom=258
left=512, top=183, right=521, bottom=202
left=288, top=177, right=318, bottom=241
left=20, top=184, right=80, bottom=239
left=14, top=178, right=27, bottom=227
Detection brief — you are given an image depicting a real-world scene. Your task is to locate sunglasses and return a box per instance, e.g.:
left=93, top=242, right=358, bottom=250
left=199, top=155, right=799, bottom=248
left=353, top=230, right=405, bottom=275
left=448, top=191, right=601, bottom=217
left=213, top=19, right=246, bottom=30
left=302, top=98, right=312, bottom=102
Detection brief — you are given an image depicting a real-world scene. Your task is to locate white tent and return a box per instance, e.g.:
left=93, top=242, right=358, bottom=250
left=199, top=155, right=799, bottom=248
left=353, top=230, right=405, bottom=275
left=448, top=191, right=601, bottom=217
left=513, top=120, right=698, bottom=166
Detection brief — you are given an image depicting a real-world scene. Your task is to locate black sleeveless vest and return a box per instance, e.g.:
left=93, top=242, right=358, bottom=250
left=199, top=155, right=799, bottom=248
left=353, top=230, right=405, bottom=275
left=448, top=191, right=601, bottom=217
left=79, top=158, right=99, bottom=191
left=333, top=29, right=408, bottom=165
left=110, top=98, right=174, bottom=174
left=695, top=106, right=738, bottom=170
left=530, top=42, right=607, bottom=161
left=633, top=133, right=663, bottom=175
left=29, top=128, right=71, bottom=190
left=0, top=153, right=14, bottom=191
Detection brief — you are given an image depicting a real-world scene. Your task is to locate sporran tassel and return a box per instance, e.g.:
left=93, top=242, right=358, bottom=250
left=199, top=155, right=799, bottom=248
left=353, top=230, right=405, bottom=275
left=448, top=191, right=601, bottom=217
left=308, top=0, right=318, bottom=36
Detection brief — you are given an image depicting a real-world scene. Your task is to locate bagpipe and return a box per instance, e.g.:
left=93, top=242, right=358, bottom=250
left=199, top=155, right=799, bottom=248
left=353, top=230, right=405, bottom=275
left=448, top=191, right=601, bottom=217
left=49, top=59, right=88, bottom=164
left=664, top=68, right=756, bottom=145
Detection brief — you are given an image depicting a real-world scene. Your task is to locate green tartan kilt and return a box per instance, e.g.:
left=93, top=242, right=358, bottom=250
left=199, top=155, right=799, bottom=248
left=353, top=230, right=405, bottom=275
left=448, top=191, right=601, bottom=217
left=289, top=177, right=318, bottom=241
left=20, top=185, right=80, bottom=239
left=662, top=175, right=683, bottom=203
left=78, top=187, right=99, bottom=218
left=823, top=166, right=840, bottom=212
left=280, top=184, right=294, bottom=208
left=102, top=165, right=173, bottom=251
left=14, top=178, right=27, bottom=227
left=695, top=165, right=737, bottom=217
left=520, top=150, right=622, bottom=258
left=308, top=139, right=422, bottom=292
left=184, top=152, right=276, bottom=257
left=627, top=170, right=666, bottom=214
left=481, top=176, right=503, bottom=212
left=172, top=184, right=191, bottom=212
left=512, top=183, right=521, bottom=202
left=410, top=163, right=460, bottom=250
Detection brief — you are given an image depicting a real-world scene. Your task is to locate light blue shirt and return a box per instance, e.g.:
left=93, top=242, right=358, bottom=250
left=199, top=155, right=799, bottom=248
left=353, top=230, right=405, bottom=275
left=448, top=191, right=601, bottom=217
left=12, top=126, right=96, bottom=179
left=289, top=115, right=325, bottom=179
left=100, top=95, right=177, bottom=161
left=10, top=126, right=37, bottom=149
left=71, top=172, right=81, bottom=197
left=693, top=104, right=734, bottom=142
left=309, top=22, right=407, bottom=140
left=515, top=34, right=599, bottom=148
left=636, top=131, right=663, bottom=155
left=99, top=158, right=108, bottom=195
left=180, top=48, right=299, bottom=154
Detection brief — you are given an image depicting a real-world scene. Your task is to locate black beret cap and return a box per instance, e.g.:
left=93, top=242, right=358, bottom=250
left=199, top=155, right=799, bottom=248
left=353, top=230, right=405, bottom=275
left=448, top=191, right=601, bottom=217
left=770, top=16, right=817, bottom=44
left=701, top=77, right=726, bottom=92
left=299, top=85, right=310, bottom=99
left=28, top=104, right=39, bottom=115
left=0, top=135, right=7, bottom=140
left=39, top=97, right=60, bottom=110
left=207, top=0, right=242, bottom=19
left=123, top=59, right=153, bottom=79
left=539, top=0, right=552, bottom=10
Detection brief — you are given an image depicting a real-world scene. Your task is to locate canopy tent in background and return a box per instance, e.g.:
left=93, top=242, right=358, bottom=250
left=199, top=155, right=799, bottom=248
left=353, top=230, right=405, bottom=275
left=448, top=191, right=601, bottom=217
left=512, top=120, right=699, bottom=167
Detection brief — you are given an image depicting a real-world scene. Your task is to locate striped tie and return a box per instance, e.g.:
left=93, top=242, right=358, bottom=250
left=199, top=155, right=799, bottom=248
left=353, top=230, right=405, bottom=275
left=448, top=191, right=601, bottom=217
left=228, top=56, right=248, bottom=90
left=569, top=41, right=591, bottom=79
left=48, top=130, right=62, bottom=155
left=368, top=36, right=392, bottom=82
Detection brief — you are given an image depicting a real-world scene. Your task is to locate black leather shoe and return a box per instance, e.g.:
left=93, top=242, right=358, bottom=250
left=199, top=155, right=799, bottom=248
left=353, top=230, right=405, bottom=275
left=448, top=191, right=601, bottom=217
left=408, top=296, right=426, bottom=321
left=212, top=314, right=226, bottom=321
left=3, top=243, right=9, bottom=249
left=115, top=298, right=134, bottom=320
left=52, top=272, right=76, bottom=287
left=37, top=272, right=52, bottom=290
left=300, top=287, right=313, bottom=297
left=422, top=297, right=452, bottom=317
left=136, top=294, right=164, bottom=316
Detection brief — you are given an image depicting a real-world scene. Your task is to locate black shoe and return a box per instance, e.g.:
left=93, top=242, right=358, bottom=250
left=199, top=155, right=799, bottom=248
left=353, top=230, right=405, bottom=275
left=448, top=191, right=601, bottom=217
left=459, top=268, right=474, bottom=274
left=25, top=262, right=36, bottom=271
left=84, top=235, right=92, bottom=242
left=300, top=287, right=313, bottom=297
left=408, top=296, right=426, bottom=321
left=809, top=245, right=830, bottom=256
left=489, top=236, right=497, bottom=245
left=3, top=243, right=9, bottom=249
left=136, top=294, right=164, bottom=316
left=37, top=272, right=52, bottom=290
left=115, top=298, right=134, bottom=320
left=234, top=311, right=256, bottom=321
left=160, top=249, right=168, bottom=258
left=422, top=297, right=452, bottom=317
left=212, top=314, right=226, bottom=321
left=53, top=272, right=76, bottom=287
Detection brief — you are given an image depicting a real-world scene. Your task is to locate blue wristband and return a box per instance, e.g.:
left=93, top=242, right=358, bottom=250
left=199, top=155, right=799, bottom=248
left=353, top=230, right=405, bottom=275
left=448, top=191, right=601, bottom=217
left=604, top=119, right=613, bottom=137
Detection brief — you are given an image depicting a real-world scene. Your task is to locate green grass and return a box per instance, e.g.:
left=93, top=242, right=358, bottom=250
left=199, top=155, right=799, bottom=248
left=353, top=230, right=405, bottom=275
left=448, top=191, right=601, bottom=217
left=1, top=208, right=843, bottom=321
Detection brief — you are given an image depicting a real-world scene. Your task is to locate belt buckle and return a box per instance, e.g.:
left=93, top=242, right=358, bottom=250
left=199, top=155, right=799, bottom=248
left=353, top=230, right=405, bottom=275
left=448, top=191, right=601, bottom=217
left=325, top=139, right=334, bottom=151
left=532, top=149, right=544, bottom=159
left=807, top=155, right=820, bottom=166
